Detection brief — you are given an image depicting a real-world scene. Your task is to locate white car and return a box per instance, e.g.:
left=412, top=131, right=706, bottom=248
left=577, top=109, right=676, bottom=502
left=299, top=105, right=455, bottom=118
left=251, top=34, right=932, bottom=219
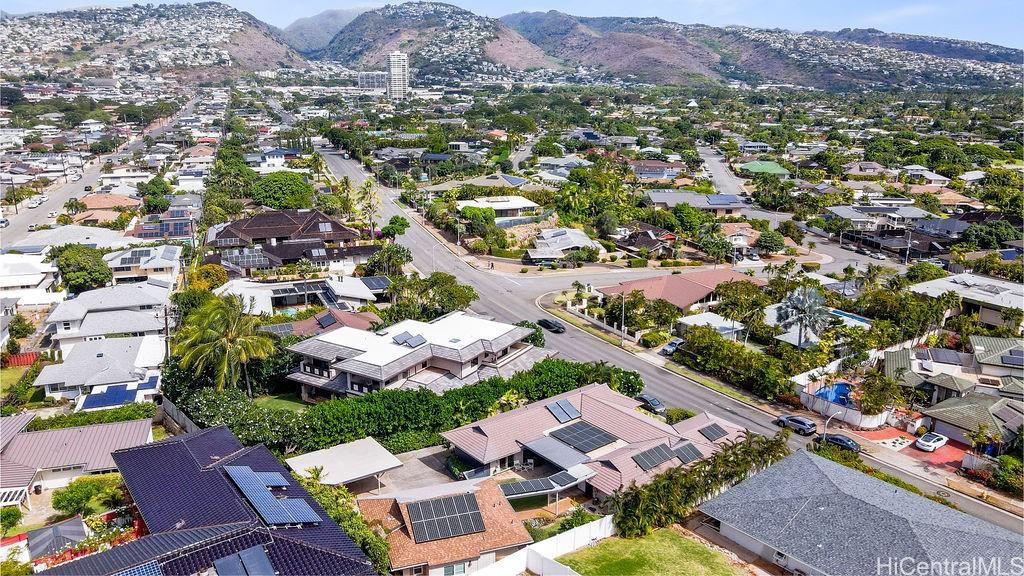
left=27, top=200, right=40, bottom=209
left=38, top=195, right=49, bottom=202
left=47, top=211, right=59, bottom=218
left=915, top=432, right=949, bottom=452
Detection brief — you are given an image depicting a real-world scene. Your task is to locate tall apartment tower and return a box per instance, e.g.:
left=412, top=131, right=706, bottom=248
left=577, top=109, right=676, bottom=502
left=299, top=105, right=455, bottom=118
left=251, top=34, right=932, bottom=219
left=386, top=51, right=409, bottom=100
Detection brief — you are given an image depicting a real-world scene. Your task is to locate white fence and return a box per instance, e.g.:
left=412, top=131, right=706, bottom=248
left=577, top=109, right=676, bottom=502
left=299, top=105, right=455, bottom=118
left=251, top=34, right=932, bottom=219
left=476, top=515, right=616, bottom=576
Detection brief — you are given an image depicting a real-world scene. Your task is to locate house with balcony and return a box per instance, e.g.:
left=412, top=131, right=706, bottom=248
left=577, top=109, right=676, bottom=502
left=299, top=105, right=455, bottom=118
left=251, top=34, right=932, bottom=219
left=103, top=245, right=181, bottom=286
left=824, top=204, right=933, bottom=232
left=206, top=209, right=358, bottom=249
left=628, top=159, right=685, bottom=180
left=455, top=196, right=539, bottom=219
left=286, top=311, right=541, bottom=402
left=33, top=335, right=165, bottom=407
left=45, top=279, right=170, bottom=352
left=0, top=253, right=65, bottom=308
left=909, top=274, right=1024, bottom=331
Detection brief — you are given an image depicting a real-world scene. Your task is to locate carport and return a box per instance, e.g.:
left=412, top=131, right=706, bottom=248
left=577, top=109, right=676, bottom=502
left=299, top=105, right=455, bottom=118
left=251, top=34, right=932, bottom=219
left=286, top=437, right=403, bottom=490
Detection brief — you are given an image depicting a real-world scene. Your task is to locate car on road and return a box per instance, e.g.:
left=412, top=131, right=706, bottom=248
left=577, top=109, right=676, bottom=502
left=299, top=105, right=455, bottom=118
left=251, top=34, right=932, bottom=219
left=635, top=393, right=667, bottom=416
left=0, top=218, right=9, bottom=228
left=27, top=200, right=40, bottom=209
left=47, top=211, right=58, bottom=218
left=870, top=252, right=887, bottom=261
left=660, top=337, right=684, bottom=356
left=855, top=247, right=871, bottom=255
left=743, top=197, right=754, bottom=204
left=774, top=414, right=818, bottom=436
left=747, top=253, right=761, bottom=261
left=537, top=319, right=566, bottom=333
left=816, top=433, right=861, bottom=452
left=38, top=195, right=49, bottom=202
left=27, top=224, right=37, bottom=231
left=84, top=186, right=93, bottom=192
left=915, top=432, right=948, bottom=452
left=840, top=244, right=856, bottom=251
left=69, top=175, right=81, bottom=182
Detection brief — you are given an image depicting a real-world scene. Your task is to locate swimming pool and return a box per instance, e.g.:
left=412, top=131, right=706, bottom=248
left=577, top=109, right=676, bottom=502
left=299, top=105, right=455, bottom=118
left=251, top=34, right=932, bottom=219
left=829, top=309, right=871, bottom=325
left=815, top=381, right=852, bottom=406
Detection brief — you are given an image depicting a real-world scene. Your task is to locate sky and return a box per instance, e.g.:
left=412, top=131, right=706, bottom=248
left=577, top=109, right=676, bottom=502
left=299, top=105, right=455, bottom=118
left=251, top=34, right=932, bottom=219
left=7, top=0, right=1024, bottom=48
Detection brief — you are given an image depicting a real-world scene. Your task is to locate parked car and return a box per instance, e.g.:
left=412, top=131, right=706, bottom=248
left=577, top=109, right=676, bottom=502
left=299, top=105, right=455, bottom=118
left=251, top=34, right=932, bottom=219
left=840, top=244, right=856, bottom=251
left=870, top=252, right=887, bottom=261
left=660, top=337, right=684, bottom=356
left=27, top=200, right=40, bottom=209
left=855, top=247, right=871, bottom=255
left=84, top=185, right=93, bottom=191
left=635, top=393, right=667, bottom=416
left=774, top=415, right=818, bottom=436
left=537, top=319, right=566, bottom=333
left=27, top=223, right=37, bottom=231
left=748, top=253, right=761, bottom=261
left=743, top=197, right=754, bottom=204
left=0, top=218, right=9, bottom=228
left=38, top=195, right=49, bottom=202
left=816, top=433, right=861, bottom=452
left=915, top=432, right=949, bottom=452
left=47, top=211, right=58, bottom=218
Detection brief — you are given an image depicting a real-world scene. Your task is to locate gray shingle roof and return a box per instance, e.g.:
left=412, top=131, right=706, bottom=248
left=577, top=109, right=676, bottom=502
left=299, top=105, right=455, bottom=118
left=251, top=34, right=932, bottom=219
left=47, top=281, right=169, bottom=323
left=3, top=419, right=151, bottom=478
left=921, top=393, right=1023, bottom=435
left=34, top=337, right=158, bottom=389
left=700, top=451, right=1023, bottom=576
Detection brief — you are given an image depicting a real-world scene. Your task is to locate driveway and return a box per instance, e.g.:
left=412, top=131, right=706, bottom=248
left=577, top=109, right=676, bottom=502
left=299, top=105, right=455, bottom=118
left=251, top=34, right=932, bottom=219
left=353, top=445, right=453, bottom=495
left=852, top=427, right=968, bottom=472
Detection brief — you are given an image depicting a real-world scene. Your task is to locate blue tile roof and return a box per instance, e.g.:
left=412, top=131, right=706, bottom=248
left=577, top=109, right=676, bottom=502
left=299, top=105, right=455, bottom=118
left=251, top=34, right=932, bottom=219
left=43, top=427, right=374, bottom=576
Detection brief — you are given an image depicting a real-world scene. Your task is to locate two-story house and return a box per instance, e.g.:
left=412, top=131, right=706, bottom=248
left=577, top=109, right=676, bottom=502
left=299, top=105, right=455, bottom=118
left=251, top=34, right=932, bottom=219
left=102, top=245, right=182, bottom=286
left=46, top=280, right=171, bottom=352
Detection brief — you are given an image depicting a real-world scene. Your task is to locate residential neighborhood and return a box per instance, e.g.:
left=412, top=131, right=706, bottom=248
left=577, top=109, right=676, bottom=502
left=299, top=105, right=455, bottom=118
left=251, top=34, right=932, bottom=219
left=0, top=2, right=1022, bottom=575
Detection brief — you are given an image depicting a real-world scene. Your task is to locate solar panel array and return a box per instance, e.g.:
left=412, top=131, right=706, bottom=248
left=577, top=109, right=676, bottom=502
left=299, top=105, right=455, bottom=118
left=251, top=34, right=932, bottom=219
left=1010, top=349, right=1024, bottom=356
left=255, top=471, right=290, bottom=487
left=262, top=323, right=293, bottom=336
left=632, top=444, right=675, bottom=471
left=213, top=545, right=276, bottom=576
left=500, top=478, right=554, bottom=497
left=317, top=314, right=338, bottom=329
left=361, top=276, right=391, bottom=291
left=118, top=560, right=163, bottom=576
left=930, top=348, right=962, bottom=365
left=392, top=331, right=412, bottom=345
left=549, top=471, right=577, bottom=487
left=224, top=466, right=321, bottom=526
left=550, top=421, right=617, bottom=453
left=1002, top=355, right=1024, bottom=366
left=706, top=195, right=736, bottom=206
left=673, top=443, right=704, bottom=464
left=699, top=423, right=728, bottom=442
left=408, top=494, right=484, bottom=543
left=130, top=249, right=151, bottom=258
left=545, top=399, right=581, bottom=423
left=120, top=257, right=142, bottom=266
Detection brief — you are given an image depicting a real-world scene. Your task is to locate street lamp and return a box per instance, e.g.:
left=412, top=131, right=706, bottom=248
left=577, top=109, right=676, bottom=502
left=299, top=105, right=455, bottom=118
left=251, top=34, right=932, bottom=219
left=822, top=410, right=842, bottom=440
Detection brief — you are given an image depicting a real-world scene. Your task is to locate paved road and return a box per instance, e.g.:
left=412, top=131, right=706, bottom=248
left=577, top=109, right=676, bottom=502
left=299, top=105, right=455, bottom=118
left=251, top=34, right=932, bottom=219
left=324, top=149, right=1021, bottom=532
left=696, top=145, right=905, bottom=275
left=509, top=134, right=538, bottom=169
left=1, top=100, right=197, bottom=249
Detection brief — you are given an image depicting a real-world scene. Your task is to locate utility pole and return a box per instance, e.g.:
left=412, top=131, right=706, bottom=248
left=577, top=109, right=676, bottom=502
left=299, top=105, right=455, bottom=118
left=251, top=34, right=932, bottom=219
left=163, top=304, right=171, bottom=359
left=620, top=294, right=626, bottom=347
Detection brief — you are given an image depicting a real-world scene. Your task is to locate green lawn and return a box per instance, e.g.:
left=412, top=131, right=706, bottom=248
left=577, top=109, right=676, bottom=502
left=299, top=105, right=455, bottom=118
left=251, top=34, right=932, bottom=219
left=509, top=494, right=548, bottom=512
left=0, top=365, right=29, bottom=394
left=558, top=529, right=740, bottom=576
left=254, top=392, right=307, bottom=412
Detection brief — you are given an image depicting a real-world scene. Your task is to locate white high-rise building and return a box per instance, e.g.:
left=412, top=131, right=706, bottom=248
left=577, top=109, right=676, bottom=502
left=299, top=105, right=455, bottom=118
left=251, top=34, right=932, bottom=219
left=386, top=51, right=409, bottom=100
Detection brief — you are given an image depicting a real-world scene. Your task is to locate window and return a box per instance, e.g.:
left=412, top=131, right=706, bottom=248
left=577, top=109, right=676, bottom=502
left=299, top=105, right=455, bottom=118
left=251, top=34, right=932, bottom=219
left=318, top=222, right=333, bottom=233
left=443, top=564, right=466, bottom=576
left=62, top=322, right=71, bottom=330
left=412, top=568, right=424, bottom=576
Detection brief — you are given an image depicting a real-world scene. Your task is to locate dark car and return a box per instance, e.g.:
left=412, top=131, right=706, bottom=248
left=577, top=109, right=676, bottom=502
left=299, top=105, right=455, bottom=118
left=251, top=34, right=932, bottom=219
left=743, top=197, right=754, bottom=204
left=84, top=185, right=93, bottom=191
left=840, top=244, right=856, bottom=251
left=537, top=318, right=566, bottom=333
left=635, top=393, right=667, bottom=416
left=855, top=247, right=871, bottom=256
left=774, top=414, right=818, bottom=436
left=816, top=433, right=861, bottom=452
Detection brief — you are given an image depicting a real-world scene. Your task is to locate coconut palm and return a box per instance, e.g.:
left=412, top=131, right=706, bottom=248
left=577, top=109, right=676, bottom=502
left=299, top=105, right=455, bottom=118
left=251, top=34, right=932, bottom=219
left=776, top=286, right=833, bottom=349
left=174, top=294, right=276, bottom=398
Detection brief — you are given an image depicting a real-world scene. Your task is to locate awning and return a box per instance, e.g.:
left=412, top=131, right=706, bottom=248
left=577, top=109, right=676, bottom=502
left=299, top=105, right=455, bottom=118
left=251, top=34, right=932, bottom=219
left=286, top=437, right=402, bottom=485
left=523, top=436, right=589, bottom=470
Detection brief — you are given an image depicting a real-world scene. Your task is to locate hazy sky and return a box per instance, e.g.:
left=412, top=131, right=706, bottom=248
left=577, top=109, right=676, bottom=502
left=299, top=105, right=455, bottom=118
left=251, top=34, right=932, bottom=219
left=9, top=0, right=1024, bottom=48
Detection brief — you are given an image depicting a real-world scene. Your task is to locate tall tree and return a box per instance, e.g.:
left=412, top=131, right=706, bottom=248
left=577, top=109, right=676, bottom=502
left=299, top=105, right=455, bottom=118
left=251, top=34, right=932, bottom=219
left=174, top=295, right=276, bottom=397
left=776, top=286, right=833, bottom=349
left=358, top=177, right=381, bottom=238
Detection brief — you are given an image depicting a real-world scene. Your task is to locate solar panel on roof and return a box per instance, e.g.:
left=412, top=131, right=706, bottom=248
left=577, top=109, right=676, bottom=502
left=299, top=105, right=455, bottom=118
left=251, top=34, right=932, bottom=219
left=317, top=314, right=338, bottom=329
left=632, top=444, right=675, bottom=471
left=698, top=423, right=728, bottom=442
left=1002, top=355, right=1024, bottom=366
left=546, top=401, right=571, bottom=423
left=1009, top=349, right=1024, bottom=357
left=549, top=471, right=576, bottom=486
left=550, top=421, right=617, bottom=453
left=930, top=348, right=962, bottom=365
left=409, top=494, right=485, bottom=543
left=392, top=331, right=412, bottom=345
left=556, top=398, right=581, bottom=420
left=224, top=466, right=321, bottom=526
left=673, top=443, right=703, bottom=464
left=117, top=560, right=163, bottom=576
left=405, top=334, right=427, bottom=348
left=706, top=195, right=735, bottom=206
left=255, top=471, right=289, bottom=487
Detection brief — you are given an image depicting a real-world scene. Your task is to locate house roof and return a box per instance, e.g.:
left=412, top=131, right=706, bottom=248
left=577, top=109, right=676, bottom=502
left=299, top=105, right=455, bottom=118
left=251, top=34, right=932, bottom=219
left=46, top=426, right=376, bottom=576
left=261, top=309, right=381, bottom=338
left=910, top=274, right=1024, bottom=311
left=700, top=450, right=1023, bottom=576
left=214, top=209, right=357, bottom=245
left=103, top=245, right=181, bottom=271
left=2, top=419, right=151, bottom=485
left=28, top=516, right=88, bottom=560
left=922, top=393, right=1024, bottom=435
left=645, top=191, right=745, bottom=210
left=286, top=437, right=402, bottom=486
left=81, top=194, right=141, bottom=210
left=970, top=336, right=1024, bottom=370
left=358, top=478, right=531, bottom=571
left=47, top=280, right=169, bottom=323
left=883, top=349, right=926, bottom=388
left=599, top=270, right=765, bottom=312
left=738, top=160, right=790, bottom=175
left=34, top=336, right=165, bottom=390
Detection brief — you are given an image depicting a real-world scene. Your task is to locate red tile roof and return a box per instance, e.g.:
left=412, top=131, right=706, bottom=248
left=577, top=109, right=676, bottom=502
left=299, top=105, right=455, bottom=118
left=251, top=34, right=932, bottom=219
left=599, top=270, right=765, bottom=311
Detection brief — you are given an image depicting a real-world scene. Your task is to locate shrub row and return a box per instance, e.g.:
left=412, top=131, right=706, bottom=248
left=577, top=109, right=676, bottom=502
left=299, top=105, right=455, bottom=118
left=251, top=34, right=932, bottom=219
left=26, top=402, right=155, bottom=432
left=673, top=325, right=793, bottom=400
left=627, top=258, right=647, bottom=268
left=659, top=259, right=702, bottom=267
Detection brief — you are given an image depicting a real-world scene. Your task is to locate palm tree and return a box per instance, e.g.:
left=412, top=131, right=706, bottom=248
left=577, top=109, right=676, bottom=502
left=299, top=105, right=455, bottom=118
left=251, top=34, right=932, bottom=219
left=358, top=177, right=381, bottom=238
left=776, top=286, right=833, bottom=349
left=174, top=295, right=276, bottom=398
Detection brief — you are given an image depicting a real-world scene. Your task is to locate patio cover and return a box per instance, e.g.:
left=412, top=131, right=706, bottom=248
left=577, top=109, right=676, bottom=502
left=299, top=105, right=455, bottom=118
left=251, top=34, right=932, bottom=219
left=522, top=436, right=590, bottom=470
left=286, top=437, right=402, bottom=486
